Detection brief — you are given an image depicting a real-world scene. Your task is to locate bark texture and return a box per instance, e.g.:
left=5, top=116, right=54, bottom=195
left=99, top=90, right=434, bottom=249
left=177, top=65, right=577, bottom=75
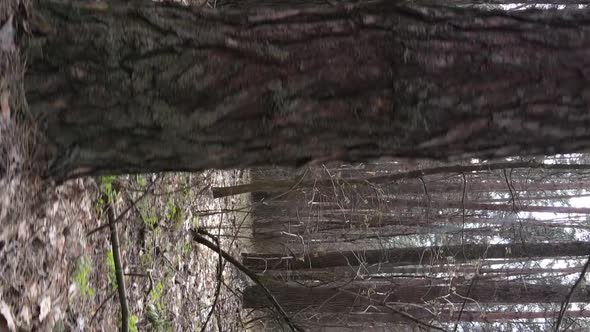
left=27, top=0, right=590, bottom=179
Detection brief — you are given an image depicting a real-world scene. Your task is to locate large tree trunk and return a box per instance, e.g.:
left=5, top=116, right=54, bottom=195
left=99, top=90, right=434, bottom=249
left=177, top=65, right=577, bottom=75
left=27, top=0, right=590, bottom=180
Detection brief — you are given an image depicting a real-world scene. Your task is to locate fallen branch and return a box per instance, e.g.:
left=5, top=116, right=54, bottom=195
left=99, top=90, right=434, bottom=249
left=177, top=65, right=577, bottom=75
left=555, top=255, right=590, bottom=331
left=336, top=288, right=448, bottom=332
left=107, top=202, right=129, bottom=332
left=198, top=228, right=223, bottom=332
left=211, top=159, right=590, bottom=198
left=191, top=228, right=303, bottom=332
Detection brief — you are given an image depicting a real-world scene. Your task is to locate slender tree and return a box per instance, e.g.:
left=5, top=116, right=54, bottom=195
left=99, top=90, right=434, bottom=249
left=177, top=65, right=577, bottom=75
left=242, top=241, right=590, bottom=270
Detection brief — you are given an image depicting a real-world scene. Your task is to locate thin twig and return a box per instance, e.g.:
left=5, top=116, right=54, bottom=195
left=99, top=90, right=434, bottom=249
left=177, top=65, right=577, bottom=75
left=107, top=202, right=129, bottom=332
left=191, top=228, right=303, bottom=332
left=199, top=229, right=223, bottom=332
left=419, top=176, right=430, bottom=222
left=87, top=180, right=156, bottom=236
left=503, top=169, right=517, bottom=213
left=90, top=290, right=116, bottom=327
left=555, top=255, right=590, bottom=331
left=452, top=274, right=478, bottom=332
left=460, top=173, right=466, bottom=246
left=337, top=288, right=448, bottom=332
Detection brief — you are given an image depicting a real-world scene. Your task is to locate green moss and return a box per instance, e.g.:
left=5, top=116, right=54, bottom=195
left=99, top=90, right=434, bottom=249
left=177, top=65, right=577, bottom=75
left=105, top=250, right=117, bottom=291
left=182, top=240, right=192, bottom=256
left=129, top=314, right=139, bottom=332
left=71, top=256, right=93, bottom=299
left=146, top=280, right=170, bottom=331
left=149, top=280, right=164, bottom=307
left=139, top=251, right=152, bottom=270
left=145, top=303, right=170, bottom=331
left=165, top=198, right=182, bottom=229
left=99, top=175, right=118, bottom=203
left=136, top=175, right=147, bottom=188
left=144, top=213, right=158, bottom=230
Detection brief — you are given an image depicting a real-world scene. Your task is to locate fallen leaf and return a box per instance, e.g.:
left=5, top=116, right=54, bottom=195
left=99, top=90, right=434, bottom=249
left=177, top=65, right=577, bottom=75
left=38, top=296, right=50, bottom=322
left=0, top=301, right=16, bottom=332
left=0, top=90, right=9, bottom=124
left=0, top=16, right=15, bottom=53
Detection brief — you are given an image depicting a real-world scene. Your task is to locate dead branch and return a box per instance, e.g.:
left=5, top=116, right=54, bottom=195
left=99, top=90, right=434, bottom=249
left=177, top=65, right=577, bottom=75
left=87, top=179, right=156, bottom=237
left=107, top=202, right=129, bottom=332
left=555, top=255, right=590, bottom=331
left=199, top=229, right=223, bottom=332
left=191, top=228, right=303, bottom=332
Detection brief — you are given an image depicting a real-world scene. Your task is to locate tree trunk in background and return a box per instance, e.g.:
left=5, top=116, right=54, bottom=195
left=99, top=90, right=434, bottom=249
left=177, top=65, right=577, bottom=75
left=211, top=161, right=590, bottom=197
left=277, top=310, right=590, bottom=327
left=242, top=241, right=590, bottom=270
left=27, top=0, right=590, bottom=180
left=261, top=264, right=585, bottom=283
left=385, top=199, right=590, bottom=214
left=243, top=280, right=588, bottom=312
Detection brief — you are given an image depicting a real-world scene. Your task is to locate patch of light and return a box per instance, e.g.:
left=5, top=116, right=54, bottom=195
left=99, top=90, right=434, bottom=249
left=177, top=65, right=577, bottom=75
left=500, top=3, right=567, bottom=11
left=570, top=195, right=590, bottom=208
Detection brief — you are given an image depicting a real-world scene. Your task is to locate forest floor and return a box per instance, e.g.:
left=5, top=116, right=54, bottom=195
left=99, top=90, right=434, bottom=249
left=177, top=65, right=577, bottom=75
left=76, top=171, right=252, bottom=332
left=0, top=171, right=252, bottom=332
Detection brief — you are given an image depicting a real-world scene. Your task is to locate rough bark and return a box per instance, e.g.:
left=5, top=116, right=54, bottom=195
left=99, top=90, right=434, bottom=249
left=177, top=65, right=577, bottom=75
left=27, top=0, right=590, bottom=179
left=242, top=241, right=590, bottom=271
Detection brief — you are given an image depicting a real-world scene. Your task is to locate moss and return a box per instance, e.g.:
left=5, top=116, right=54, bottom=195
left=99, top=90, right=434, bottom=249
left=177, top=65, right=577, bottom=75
left=105, top=250, right=117, bottom=291
left=149, top=280, right=164, bottom=306
left=71, top=256, right=93, bottom=299
left=144, top=213, right=158, bottom=230
left=165, top=198, right=182, bottom=229
left=128, top=314, right=139, bottom=332
left=181, top=240, right=192, bottom=256
left=139, top=251, right=152, bottom=270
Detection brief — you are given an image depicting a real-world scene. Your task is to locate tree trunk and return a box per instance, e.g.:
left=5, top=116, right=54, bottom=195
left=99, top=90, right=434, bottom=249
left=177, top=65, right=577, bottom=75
left=261, top=264, right=585, bottom=283
left=26, top=0, right=590, bottom=180
left=242, top=241, right=590, bottom=270
left=277, top=310, right=590, bottom=328
left=211, top=161, right=590, bottom=197
left=243, top=280, right=589, bottom=311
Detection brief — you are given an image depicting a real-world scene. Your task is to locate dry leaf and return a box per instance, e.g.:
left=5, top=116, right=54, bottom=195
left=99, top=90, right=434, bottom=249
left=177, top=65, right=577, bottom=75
left=0, top=90, right=9, bottom=124
left=0, top=301, right=16, bottom=332
left=38, top=296, right=51, bottom=322
left=0, top=16, right=15, bottom=53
